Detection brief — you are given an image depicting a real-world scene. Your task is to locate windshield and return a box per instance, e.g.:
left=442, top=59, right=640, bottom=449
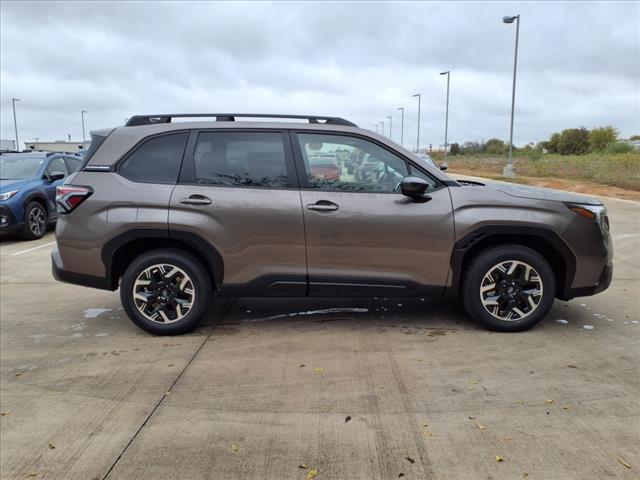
left=0, top=155, right=45, bottom=180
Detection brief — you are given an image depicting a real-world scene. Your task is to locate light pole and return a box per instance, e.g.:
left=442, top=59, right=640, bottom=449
left=34, top=137, right=39, bottom=150
left=413, top=93, right=421, bottom=152
left=375, top=124, right=379, bottom=134
left=386, top=116, right=393, bottom=141
left=439, top=71, right=450, bottom=162
left=503, top=14, right=520, bottom=178
left=81, top=110, right=88, bottom=143
left=11, top=98, right=20, bottom=151
left=379, top=121, right=384, bottom=137
left=397, top=107, right=404, bottom=147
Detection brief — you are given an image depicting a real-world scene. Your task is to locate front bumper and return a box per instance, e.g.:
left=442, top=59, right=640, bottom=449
left=0, top=204, right=22, bottom=233
left=51, top=246, right=113, bottom=290
left=563, top=261, right=613, bottom=299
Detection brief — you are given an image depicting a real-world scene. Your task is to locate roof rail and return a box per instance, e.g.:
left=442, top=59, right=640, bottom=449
left=125, top=113, right=357, bottom=128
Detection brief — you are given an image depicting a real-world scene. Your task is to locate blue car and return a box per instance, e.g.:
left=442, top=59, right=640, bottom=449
left=0, top=152, right=83, bottom=240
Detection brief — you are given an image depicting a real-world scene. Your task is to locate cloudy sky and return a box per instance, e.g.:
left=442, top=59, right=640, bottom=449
left=1, top=1, right=638, bottom=150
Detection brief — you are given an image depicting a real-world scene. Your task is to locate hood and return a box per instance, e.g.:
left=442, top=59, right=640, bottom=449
left=454, top=176, right=602, bottom=206
left=0, top=178, right=29, bottom=193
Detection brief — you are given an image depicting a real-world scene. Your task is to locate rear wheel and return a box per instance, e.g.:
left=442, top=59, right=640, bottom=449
left=120, top=249, right=211, bottom=335
left=21, top=201, right=48, bottom=240
left=462, top=245, right=555, bottom=332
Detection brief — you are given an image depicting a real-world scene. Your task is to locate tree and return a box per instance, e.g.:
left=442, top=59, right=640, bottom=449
left=449, top=142, right=461, bottom=155
left=604, top=142, right=633, bottom=154
left=543, top=132, right=561, bottom=153
left=558, top=127, right=589, bottom=155
left=630, top=135, right=640, bottom=141
left=463, top=141, right=482, bottom=154
left=588, top=126, right=618, bottom=152
left=484, top=138, right=505, bottom=155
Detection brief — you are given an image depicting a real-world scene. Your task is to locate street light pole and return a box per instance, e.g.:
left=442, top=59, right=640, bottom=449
left=375, top=124, right=379, bottom=134
left=81, top=110, right=88, bottom=143
left=35, top=137, right=39, bottom=150
left=11, top=98, right=20, bottom=151
left=386, top=116, right=393, bottom=141
left=398, top=107, right=404, bottom=147
left=413, top=93, right=421, bottom=152
left=439, top=71, right=450, bottom=162
left=503, top=14, right=520, bottom=178
left=380, top=121, right=384, bottom=137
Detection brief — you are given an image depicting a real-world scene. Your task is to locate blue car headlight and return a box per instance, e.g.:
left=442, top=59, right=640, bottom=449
left=0, top=190, right=19, bottom=201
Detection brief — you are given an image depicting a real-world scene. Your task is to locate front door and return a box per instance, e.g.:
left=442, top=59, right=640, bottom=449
left=169, top=129, right=307, bottom=295
left=292, top=131, right=454, bottom=296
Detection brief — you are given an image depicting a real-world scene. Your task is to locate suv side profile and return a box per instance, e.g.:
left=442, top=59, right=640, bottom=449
left=52, top=114, right=613, bottom=335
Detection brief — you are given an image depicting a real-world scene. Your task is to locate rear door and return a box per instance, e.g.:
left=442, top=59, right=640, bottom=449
left=169, top=129, right=307, bottom=295
left=44, top=156, right=69, bottom=215
left=292, top=131, right=454, bottom=296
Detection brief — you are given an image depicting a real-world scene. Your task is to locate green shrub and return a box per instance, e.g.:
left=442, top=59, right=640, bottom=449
left=604, top=142, right=633, bottom=154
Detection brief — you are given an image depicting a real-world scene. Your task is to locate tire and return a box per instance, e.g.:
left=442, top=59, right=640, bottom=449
left=462, top=244, right=556, bottom=332
left=120, top=248, right=212, bottom=335
left=21, top=201, right=48, bottom=240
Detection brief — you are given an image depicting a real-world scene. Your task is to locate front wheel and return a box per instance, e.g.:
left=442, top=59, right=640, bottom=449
left=22, top=201, right=48, bottom=240
left=120, top=249, right=212, bottom=335
left=462, top=245, right=556, bottom=332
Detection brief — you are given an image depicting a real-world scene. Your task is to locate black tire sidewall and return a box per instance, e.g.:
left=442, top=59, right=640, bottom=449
left=120, top=249, right=211, bottom=335
left=22, top=202, right=48, bottom=240
left=463, top=245, right=556, bottom=332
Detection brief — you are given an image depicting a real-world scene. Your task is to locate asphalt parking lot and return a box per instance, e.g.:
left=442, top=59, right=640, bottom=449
left=0, top=196, right=638, bottom=480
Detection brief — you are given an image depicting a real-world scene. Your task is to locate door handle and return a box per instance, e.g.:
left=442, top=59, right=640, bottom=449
left=180, top=194, right=212, bottom=205
left=307, top=201, right=339, bottom=212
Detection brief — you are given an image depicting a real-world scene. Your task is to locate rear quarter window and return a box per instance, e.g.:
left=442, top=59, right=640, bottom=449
left=119, top=132, right=188, bottom=184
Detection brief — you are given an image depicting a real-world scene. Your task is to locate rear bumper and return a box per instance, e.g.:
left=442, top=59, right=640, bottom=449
left=562, top=261, right=613, bottom=299
left=51, top=246, right=113, bottom=290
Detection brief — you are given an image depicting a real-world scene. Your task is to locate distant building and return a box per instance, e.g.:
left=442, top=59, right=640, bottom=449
left=1, top=139, right=16, bottom=151
left=23, top=140, right=91, bottom=153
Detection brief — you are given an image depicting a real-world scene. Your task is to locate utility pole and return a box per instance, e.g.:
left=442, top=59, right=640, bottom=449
left=12, top=98, right=20, bottom=151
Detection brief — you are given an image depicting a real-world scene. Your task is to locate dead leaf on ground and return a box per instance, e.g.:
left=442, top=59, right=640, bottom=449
left=398, top=474, right=405, bottom=478
left=516, top=400, right=524, bottom=406
left=48, top=443, right=55, bottom=449
left=616, top=457, right=632, bottom=469
left=25, top=474, right=38, bottom=478
left=14, top=372, right=22, bottom=377
left=495, top=455, right=504, bottom=462
left=299, top=364, right=306, bottom=368
left=477, top=424, right=486, bottom=431
left=314, top=367, right=324, bottom=374
left=307, top=469, right=318, bottom=479
left=231, top=444, right=238, bottom=453
left=404, top=456, right=415, bottom=464
left=545, top=399, right=554, bottom=404
left=424, top=431, right=433, bottom=437
left=298, top=464, right=308, bottom=469
left=468, top=416, right=476, bottom=420
left=1, top=411, right=11, bottom=416
left=567, top=365, right=578, bottom=369
left=345, top=416, right=351, bottom=423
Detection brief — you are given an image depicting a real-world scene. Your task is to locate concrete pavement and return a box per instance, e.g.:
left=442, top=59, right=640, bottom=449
left=0, top=197, right=638, bottom=479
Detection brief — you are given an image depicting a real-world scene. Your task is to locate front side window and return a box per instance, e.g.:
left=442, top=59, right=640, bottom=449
left=64, top=156, right=82, bottom=173
left=193, top=131, right=288, bottom=188
left=296, top=133, right=413, bottom=193
left=46, top=157, right=68, bottom=177
left=119, top=132, right=188, bottom=184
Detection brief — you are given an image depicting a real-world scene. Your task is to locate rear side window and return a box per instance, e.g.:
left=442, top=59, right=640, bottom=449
left=192, top=132, right=288, bottom=188
left=47, top=157, right=69, bottom=176
left=64, top=156, right=82, bottom=173
left=119, top=132, right=188, bottom=184
left=82, top=133, right=107, bottom=164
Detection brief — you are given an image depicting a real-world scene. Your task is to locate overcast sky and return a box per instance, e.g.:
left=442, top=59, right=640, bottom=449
left=1, top=1, right=638, bottom=150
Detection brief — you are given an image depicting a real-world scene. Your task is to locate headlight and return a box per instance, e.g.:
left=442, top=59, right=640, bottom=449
left=566, top=203, right=609, bottom=233
left=0, top=190, right=19, bottom=201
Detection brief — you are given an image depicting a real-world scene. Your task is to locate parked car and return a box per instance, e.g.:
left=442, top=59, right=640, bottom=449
left=0, top=151, right=82, bottom=239
left=52, top=113, right=612, bottom=335
left=416, top=153, right=448, bottom=171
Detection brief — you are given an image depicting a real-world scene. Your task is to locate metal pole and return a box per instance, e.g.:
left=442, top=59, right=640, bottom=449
left=35, top=137, right=39, bottom=150
left=375, top=124, right=379, bottom=134
left=398, top=107, right=404, bottom=147
left=413, top=93, right=421, bottom=152
left=12, top=98, right=20, bottom=151
left=386, top=116, right=392, bottom=140
left=441, top=71, right=450, bottom=162
left=81, top=110, right=87, bottom=143
left=380, top=121, right=384, bottom=137
left=505, top=15, right=520, bottom=178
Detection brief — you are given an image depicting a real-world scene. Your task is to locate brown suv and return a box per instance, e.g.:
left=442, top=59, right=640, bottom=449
left=52, top=114, right=613, bottom=335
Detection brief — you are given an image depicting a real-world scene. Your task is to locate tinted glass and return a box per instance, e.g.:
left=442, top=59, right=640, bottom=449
left=64, top=156, right=82, bottom=173
left=119, top=132, right=188, bottom=184
left=297, top=133, right=409, bottom=192
left=193, top=132, right=288, bottom=188
left=47, top=157, right=69, bottom=176
left=0, top=155, right=46, bottom=179
left=82, top=133, right=107, bottom=164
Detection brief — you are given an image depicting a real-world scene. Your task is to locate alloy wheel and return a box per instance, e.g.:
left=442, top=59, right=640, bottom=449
left=132, top=263, right=195, bottom=324
left=479, top=260, right=543, bottom=321
left=28, top=206, right=46, bottom=236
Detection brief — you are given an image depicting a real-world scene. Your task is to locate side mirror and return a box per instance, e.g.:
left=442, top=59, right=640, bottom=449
left=439, top=162, right=448, bottom=171
left=399, top=176, right=431, bottom=201
left=48, top=171, right=66, bottom=182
